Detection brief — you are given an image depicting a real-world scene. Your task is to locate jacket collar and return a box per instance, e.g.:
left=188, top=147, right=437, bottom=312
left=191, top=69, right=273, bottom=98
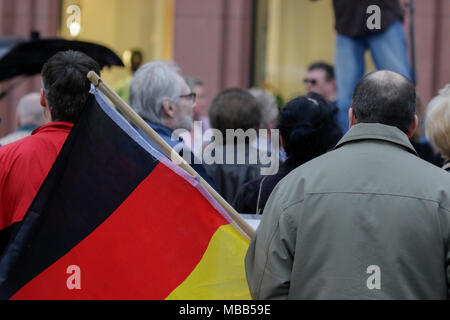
left=32, top=122, right=74, bottom=135
left=144, top=120, right=173, bottom=138
left=335, top=123, right=418, bottom=156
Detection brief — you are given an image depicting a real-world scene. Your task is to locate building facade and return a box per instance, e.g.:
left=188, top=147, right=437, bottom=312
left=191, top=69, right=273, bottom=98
left=0, top=0, right=449, bottom=138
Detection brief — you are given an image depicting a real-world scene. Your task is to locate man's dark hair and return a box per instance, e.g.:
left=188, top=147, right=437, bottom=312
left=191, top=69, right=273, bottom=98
left=308, top=62, right=335, bottom=81
left=42, top=50, right=101, bottom=123
left=209, top=88, right=262, bottom=137
left=131, top=50, right=143, bottom=73
left=351, top=71, right=416, bottom=133
left=279, top=92, right=342, bottom=168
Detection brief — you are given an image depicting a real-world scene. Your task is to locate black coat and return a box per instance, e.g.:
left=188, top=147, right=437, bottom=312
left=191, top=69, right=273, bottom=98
left=204, top=143, right=262, bottom=204
left=233, top=164, right=293, bottom=214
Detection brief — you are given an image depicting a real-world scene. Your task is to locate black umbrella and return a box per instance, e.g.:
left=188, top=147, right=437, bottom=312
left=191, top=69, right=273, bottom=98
left=0, top=34, right=124, bottom=83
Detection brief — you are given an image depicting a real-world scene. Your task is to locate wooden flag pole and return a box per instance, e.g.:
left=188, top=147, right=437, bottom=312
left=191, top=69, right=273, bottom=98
left=87, top=71, right=255, bottom=240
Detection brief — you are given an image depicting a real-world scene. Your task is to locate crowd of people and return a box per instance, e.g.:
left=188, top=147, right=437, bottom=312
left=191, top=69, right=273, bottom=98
left=247, top=70, right=450, bottom=299
left=0, top=30, right=450, bottom=298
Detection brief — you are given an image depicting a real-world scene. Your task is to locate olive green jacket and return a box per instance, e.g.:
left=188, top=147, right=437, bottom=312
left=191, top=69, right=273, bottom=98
left=245, top=123, right=450, bottom=300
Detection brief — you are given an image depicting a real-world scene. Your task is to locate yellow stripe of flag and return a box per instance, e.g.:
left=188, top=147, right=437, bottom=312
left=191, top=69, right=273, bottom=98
left=166, top=224, right=251, bottom=300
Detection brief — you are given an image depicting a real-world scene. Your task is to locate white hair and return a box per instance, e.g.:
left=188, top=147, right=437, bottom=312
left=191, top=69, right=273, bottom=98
left=129, top=60, right=183, bottom=125
left=16, top=92, right=46, bottom=126
left=248, top=87, right=279, bottom=129
left=425, top=84, right=450, bottom=160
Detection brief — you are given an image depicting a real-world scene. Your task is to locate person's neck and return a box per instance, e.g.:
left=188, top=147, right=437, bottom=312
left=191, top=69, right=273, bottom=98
left=327, top=93, right=337, bottom=102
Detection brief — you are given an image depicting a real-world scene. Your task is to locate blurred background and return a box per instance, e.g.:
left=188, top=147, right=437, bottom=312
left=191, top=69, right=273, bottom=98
left=0, top=0, right=449, bottom=138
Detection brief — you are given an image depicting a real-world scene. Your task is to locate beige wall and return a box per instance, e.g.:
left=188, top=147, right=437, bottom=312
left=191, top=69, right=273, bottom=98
left=412, top=0, right=450, bottom=104
left=1, top=0, right=449, bottom=138
left=264, top=0, right=375, bottom=101
left=0, top=0, right=60, bottom=138
left=173, top=0, right=253, bottom=102
left=0, top=0, right=174, bottom=138
left=60, top=0, right=174, bottom=86
left=263, top=0, right=450, bottom=106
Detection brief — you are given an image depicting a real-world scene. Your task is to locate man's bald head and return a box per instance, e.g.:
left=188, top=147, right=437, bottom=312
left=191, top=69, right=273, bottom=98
left=351, top=70, right=416, bottom=133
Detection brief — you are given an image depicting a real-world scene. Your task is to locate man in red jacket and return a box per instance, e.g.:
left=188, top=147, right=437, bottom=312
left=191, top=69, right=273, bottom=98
left=0, top=50, right=100, bottom=253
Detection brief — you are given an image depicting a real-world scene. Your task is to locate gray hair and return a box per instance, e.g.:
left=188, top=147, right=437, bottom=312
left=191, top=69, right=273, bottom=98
left=425, top=84, right=450, bottom=160
left=185, top=77, right=204, bottom=90
left=17, top=92, right=46, bottom=126
left=248, top=88, right=279, bottom=129
left=129, top=60, right=183, bottom=125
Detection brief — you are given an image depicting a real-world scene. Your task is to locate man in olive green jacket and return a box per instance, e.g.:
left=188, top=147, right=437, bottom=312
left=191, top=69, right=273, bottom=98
left=246, top=70, right=450, bottom=299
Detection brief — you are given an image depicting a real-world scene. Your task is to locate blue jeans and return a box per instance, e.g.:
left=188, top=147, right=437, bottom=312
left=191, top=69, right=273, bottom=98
left=335, top=20, right=412, bottom=133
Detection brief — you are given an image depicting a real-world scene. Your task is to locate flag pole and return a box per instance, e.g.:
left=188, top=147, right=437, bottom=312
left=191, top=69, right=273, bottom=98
left=87, top=71, right=255, bottom=240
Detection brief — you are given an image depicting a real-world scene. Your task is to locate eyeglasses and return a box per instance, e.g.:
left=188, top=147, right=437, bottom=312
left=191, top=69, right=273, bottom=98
left=303, top=78, right=318, bottom=86
left=178, top=92, right=197, bottom=102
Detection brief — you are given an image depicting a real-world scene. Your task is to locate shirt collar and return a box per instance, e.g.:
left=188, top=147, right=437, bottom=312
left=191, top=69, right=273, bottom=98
left=442, top=161, right=450, bottom=171
left=335, top=123, right=418, bottom=156
left=32, top=122, right=74, bottom=135
left=144, top=120, right=173, bottom=138
left=17, top=125, right=38, bottom=132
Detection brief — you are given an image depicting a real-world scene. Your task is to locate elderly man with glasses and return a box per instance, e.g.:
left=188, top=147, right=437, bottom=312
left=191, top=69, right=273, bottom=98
left=129, top=60, right=215, bottom=187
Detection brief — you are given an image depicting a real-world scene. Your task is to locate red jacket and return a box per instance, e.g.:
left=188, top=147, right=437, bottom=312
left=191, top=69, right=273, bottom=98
left=0, top=122, right=73, bottom=230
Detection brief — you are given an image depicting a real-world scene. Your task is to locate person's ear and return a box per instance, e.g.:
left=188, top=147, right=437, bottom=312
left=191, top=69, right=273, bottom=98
left=40, top=88, right=47, bottom=108
left=161, top=98, right=176, bottom=119
left=40, top=88, right=52, bottom=123
left=348, top=107, right=358, bottom=129
left=406, top=114, right=419, bottom=139
left=15, top=113, right=21, bottom=127
left=280, top=135, right=286, bottom=150
left=330, top=79, right=337, bottom=90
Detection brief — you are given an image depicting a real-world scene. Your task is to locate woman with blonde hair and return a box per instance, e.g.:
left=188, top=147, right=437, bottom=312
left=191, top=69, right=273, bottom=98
left=425, top=85, right=450, bottom=171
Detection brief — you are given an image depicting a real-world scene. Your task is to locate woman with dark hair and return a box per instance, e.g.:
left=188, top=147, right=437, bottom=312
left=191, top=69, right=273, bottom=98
left=233, top=92, right=342, bottom=214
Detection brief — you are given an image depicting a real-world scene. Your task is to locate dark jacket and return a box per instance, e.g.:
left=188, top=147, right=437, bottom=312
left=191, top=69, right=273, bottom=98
left=233, top=163, right=293, bottom=215
left=333, top=0, right=404, bottom=37
left=411, top=140, right=444, bottom=168
left=205, top=143, right=262, bottom=204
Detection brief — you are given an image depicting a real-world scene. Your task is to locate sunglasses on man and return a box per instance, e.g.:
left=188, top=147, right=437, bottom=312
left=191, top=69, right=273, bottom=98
left=303, top=78, right=318, bottom=86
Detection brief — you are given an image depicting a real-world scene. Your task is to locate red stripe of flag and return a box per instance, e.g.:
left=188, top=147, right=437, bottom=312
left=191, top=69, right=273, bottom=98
left=11, top=163, right=228, bottom=300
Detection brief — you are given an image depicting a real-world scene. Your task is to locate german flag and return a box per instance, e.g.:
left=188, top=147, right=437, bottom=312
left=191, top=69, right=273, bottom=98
left=0, top=88, right=251, bottom=300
